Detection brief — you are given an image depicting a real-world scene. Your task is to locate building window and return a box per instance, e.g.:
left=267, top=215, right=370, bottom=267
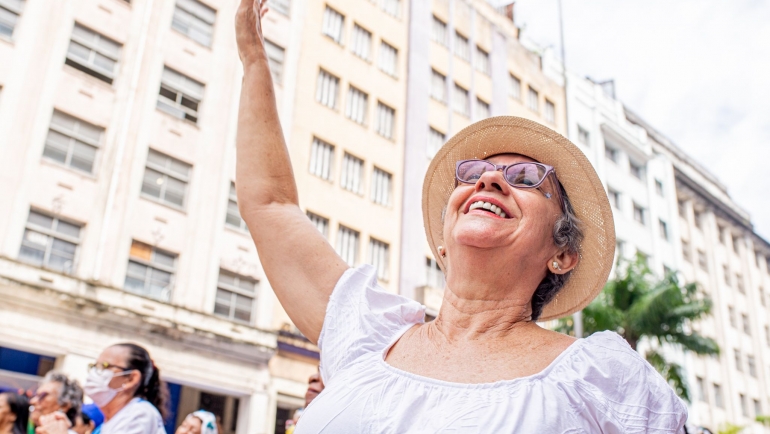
left=270, top=0, right=290, bottom=16
left=214, top=269, right=257, bottom=323
left=307, top=211, right=329, bottom=239
left=754, top=400, right=762, bottom=419
left=544, top=99, right=556, bottom=124
left=309, top=137, right=334, bottom=180
left=264, top=39, right=285, bottom=85
left=527, top=86, right=539, bottom=112
left=426, top=257, right=444, bottom=289
left=682, top=239, right=691, bottom=262
left=475, top=46, right=490, bottom=75
left=336, top=225, right=359, bottom=266
left=351, top=24, right=371, bottom=61
left=723, top=265, right=731, bottom=286
left=748, top=355, right=757, bottom=377
left=509, top=74, right=521, bottom=100
left=430, top=69, right=447, bottom=103
left=476, top=98, right=490, bottom=120
left=678, top=200, right=687, bottom=218
left=42, top=110, right=103, bottom=174
left=728, top=306, right=736, bottom=327
left=694, top=211, right=703, bottom=230
left=157, top=67, right=204, bottom=123
left=367, top=238, right=390, bottom=281
left=375, top=101, right=395, bottom=139
left=0, top=0, right=25, bottom=39
left=577, top=126, right=590, bottom=146
left=378, top=40, right=398, bottom=77
left=454, top=32, right=469, bottom=61
left=225, top=182, right=248, bottom=231
left=655, top=179, right=664, bottom=196
left=371, top=167, right=392, bottom=206
left=741, top=394, right=748, bottom=417
left=695, top=377, right=707, bottom=403
left=315, top=69, right=340, bottom=109
left=605, top=146, right=619, bottom=163
left=713, top=384, right=723, bottom=408
left=761, top=287, right=766, bottom=307
left=124, top=240, right=176, bottom=302
left=633, top=203, right=646, bottom=225
left=735, top=349, right=742, bottom=371
left=697, top=249, right=707, bottom=271
left=736, top=274, right=745, bottom=293
left=65, top=24, right=121, bottom=84
left=453, top=83, right=469, bottom=116
left=743, top=313, right=751, bottom=335
left=733, top=236, right=741, bottom=254
left=340, top=152, right=364, bottom=194
left=431, top=15, right=447, bottom=46
left=615, top=240, right=625, bottom=261
left=428, top=127, right=445, bottom=159
left=630, top=162, right=645, bottom=181
left=756, top=252, right=763, bottom=268
left=381, top=0, right=400, bottom=17
left=608, top=188, right=621, bottom=210
left=172, top=0, right=216, bottom=47
left=345, top=86, right=368, bottom=125
left=19, top=210, right=82, bottom=274
left=141, top=150, right=191, bottom=208
left=322, top=6, right=344, bottom=44
left=659, top=219, right=669, bottom=241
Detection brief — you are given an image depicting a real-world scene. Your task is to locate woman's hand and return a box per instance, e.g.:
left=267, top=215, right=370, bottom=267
left=36, top=411, right=71, bottom=434
left=235, top=0, right=270, bottom=66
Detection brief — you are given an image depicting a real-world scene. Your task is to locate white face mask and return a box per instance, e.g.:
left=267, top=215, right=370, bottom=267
left=84, top=368, right=131, bottom=407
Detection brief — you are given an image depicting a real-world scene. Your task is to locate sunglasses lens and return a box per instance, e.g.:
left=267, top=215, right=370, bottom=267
left=505, top=163, right=547, bottom=187
left=457, top=160, right=494, bottom=183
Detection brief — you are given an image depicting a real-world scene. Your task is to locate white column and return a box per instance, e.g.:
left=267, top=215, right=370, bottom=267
left=239, top=390, right=271, bottom=434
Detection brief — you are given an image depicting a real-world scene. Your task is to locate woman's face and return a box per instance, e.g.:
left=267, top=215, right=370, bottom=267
left=95, top=345, right=139, bottom=391
left=443, top=153, right=563, bottom=274
left=0, top=394, right=16, bottom=426
left=175, top=416, right=202, bottom=434
left=30, top=381, right=66, bottom=424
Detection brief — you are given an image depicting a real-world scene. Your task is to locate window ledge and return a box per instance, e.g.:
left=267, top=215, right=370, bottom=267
left=40, top=158, right=100, bottom=181
left=139, top=194, right=188, bottom=215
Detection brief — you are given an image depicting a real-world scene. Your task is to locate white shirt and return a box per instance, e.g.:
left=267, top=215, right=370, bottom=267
left=296, top=265, right=688, bottom=434
left=98, top=398, right=166, bottom=434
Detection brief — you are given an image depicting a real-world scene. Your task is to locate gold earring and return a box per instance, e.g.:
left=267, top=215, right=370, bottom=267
left=552, top=261, right=560, bottom=270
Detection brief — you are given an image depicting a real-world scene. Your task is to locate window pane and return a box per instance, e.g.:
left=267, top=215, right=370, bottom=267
left=19, top=244, right=46, bottom=266
left=153, top=250, right=175, bottom=268
left=163, top=176, right=186, bottom=206
left=141, top=169, right=164, bottom=199
left=126, top=261, right=148, bottom=279
left=42, top=131, right=70, bottom=164
left=69, top=141, right=97, bottom=173
left=233, top=294, right=253, bottom=322
left=27, top=211, right=54, bottom=229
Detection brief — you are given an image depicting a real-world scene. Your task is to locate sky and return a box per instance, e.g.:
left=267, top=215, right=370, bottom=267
left=504, top=0, right=770, bottom=239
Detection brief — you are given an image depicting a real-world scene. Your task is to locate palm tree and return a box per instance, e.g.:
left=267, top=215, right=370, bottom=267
left=557, top=254, right=719, bottom=402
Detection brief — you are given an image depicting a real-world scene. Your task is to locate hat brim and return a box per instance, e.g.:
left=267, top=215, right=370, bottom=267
left=421, top=116, right=616, bottom=321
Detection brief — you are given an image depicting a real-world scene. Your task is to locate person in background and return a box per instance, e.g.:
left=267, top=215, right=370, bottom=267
left=0, top=392, right=29, bottom=434
left=174, top=410, right=217, bottom=434
left=304, top=372, right=324, bottom=408
left=28, top=372, right=83, bottom=434
left=83, top=343, right=168, bottom=434
left=72, top=404, right=103, bottom=434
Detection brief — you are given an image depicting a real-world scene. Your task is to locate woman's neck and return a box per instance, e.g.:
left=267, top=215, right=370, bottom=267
left=100, top=393, right=136, bottom=422
left=0, top=419, right=13, bottom=434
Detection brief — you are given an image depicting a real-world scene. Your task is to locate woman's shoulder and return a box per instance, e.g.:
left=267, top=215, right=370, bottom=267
left=565, top=331, right=687, bottom=430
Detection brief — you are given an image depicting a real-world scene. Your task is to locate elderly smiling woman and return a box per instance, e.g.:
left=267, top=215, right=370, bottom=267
left=235, top=1, right=687, bottom=432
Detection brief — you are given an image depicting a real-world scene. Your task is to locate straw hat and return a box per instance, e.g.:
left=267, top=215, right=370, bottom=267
left=422, top=116, right=615, bottom=321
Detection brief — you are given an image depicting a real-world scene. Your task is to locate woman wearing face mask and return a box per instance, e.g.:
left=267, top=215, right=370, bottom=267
left=83, top=343, right=168, bottom=434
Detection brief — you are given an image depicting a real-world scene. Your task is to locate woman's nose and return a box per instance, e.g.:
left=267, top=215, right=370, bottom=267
left=474, top=170, right=506, bottom=192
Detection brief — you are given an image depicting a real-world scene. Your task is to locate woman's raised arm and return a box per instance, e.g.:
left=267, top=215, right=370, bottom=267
left=234, top=0, right=349, bottom=344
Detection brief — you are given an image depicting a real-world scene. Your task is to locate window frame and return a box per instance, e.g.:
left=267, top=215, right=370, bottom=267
left=309, top=137, right=335, bottom=181
left=42, top=110, right=103, bottom=175
left=214, top=269, right=258, bottom=324
left=19, top=210, right=82, bottom=274
left=140, top=149, right=192, bottom=209
left=345, top=85, right=369, bottom=126
left=375, top=101, right=395, bottom=139
left=306, top=211, right=329, bottom=239
left=157, top=66, right=205, bottom=124
left=378, top=40, right=398, bottom=77
left=336, top=225, right=360, bottom=266
left=124, top=240, right=177, bottom=302
left=65, top=23, right=122, bottom=84
left=315, top=69, right=340, bottom=110
left=340, top=152, right=364, bottom=195
left=351, top=23, right=372, bottom=61
left=171, top=0, right=217, bottom=47
left=367, top=237, right=390, bottom=281
left=321, top=5, right=344, bottom=44
left=225, top=182, right=248, bottom=232
left=431, top=15, right=447, bottom=46
left=371, top=166, right=392, bottom=207
left=453, top=83, right=470, bottom=117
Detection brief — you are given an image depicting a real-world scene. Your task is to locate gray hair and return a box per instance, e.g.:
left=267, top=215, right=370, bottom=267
left=42, top=371, right=83, bottom=421
left=531, top=183, right=583, bottom=321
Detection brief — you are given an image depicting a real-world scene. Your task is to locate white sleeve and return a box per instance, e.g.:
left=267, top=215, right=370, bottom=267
left=317, top=265, right=425, bottom=384
left=574, top=331, right=688, bottom=433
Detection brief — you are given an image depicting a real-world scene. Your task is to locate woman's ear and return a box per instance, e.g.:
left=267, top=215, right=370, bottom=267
left=549, top=249, right=579, bottom=275
left=123, top=370, right=143, bottom=391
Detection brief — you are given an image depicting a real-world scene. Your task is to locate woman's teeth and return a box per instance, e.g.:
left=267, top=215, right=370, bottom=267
left=469, top=201, right=507, bottom=218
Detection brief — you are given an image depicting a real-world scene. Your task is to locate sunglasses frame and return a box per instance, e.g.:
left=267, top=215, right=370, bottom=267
left=454, top=159, right=564, bottom=211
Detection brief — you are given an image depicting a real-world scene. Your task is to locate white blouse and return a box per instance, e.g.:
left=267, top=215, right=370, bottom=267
left=98, top=398, right=166, bottom=434
left=296, top=265, right=688, bottom=434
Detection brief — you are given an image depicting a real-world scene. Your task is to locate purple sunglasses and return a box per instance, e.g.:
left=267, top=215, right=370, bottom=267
left=455, top=159, right=564, bottom=209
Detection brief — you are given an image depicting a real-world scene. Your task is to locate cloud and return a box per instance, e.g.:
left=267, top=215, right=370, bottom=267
left=509, top=0, right=770, bottom=239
